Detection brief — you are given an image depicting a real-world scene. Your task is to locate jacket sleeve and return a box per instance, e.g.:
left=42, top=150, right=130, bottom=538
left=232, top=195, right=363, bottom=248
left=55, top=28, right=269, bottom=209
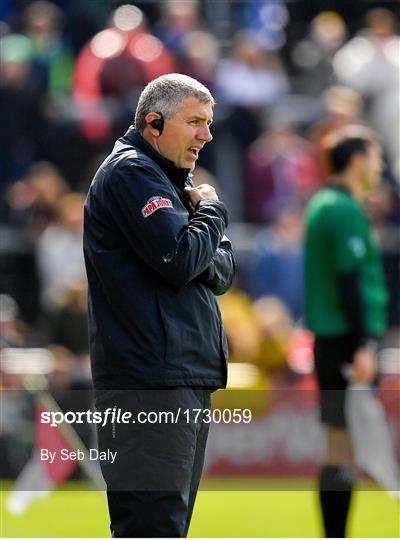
left=107, top=160, right=229, bottom=288
left=196, top=235, right=236, bottom=295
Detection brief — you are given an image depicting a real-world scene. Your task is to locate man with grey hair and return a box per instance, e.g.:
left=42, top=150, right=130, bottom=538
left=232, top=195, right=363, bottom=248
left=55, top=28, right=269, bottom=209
left=84, top=73, right=235, bottom=537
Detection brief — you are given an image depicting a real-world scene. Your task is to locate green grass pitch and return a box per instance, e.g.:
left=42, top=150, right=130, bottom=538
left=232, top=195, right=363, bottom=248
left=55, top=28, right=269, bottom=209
left=1, top=479, right=399, bottom=537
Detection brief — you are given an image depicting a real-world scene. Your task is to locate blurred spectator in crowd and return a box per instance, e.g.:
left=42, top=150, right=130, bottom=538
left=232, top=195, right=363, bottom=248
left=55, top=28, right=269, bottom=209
left=215, top=34, right=289, bottom=220
left=54, top=0, right=113, bottom=53
left=21, top=1, right=74, bottom=97
left=216, top=31, right=289, bottom=114
left=0, top=161, right=67, bottom=324
left=216, top=32, right=288, bottom=150
left=235, top=0, right=289, bottom=51
left=290, top=11, right=346, bottom=96
left=72, top=4, right=175, bottom=143
left=309, top=85, right=363, bottom=178
left=0, top=294, right=30, bottom=348
left=156, top=1, right=219, bottom=89
left=3, top=162, right=69, bottom=236
left=174, top=30, right=219, bottom=90
left=245, top=117, right=320, bottom=223
left=36, top=192, right=85, bottom=313
left=333, top=8, right=400, bottom=180
left=252, top=295, right=293, bottom=373
left=0, top=34, right=42, bottom=184
left=156, top=0, right=199, bottom=54
left=243, top=208, right=304, bottom=319
left=50, top=280, right=88, bottom=357
left=217, top=288, right=261, bottom=365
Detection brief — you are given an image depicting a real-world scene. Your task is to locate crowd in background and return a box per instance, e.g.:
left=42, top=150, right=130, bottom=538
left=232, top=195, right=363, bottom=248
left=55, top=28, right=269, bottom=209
left=0, top=0, right=399, bottom=474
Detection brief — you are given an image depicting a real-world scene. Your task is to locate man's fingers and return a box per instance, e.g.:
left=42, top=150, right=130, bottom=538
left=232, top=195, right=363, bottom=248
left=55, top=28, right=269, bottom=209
left=184, top=184, right=218, bottom=206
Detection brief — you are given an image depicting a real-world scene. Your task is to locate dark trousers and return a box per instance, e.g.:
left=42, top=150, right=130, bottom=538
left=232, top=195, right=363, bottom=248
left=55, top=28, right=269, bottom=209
left=94, top=387, right=211, bottom=537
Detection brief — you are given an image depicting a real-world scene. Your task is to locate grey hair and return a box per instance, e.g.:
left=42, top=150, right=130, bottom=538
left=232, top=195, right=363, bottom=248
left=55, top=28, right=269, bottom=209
left=134, top=73, right=215, bottom=132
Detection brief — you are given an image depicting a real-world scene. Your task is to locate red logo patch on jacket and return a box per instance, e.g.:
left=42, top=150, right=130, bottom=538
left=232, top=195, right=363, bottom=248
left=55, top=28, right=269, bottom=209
left=141, top=196, right=173, bottom=218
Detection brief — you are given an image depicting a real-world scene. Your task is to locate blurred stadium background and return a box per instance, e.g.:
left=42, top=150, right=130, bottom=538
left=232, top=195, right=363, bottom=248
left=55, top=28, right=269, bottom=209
left=0, top=0, right=399, bottom=537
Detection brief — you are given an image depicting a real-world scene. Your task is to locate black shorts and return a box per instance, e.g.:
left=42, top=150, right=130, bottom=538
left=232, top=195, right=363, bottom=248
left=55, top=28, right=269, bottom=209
left=313, top=334, right=358, bottom=428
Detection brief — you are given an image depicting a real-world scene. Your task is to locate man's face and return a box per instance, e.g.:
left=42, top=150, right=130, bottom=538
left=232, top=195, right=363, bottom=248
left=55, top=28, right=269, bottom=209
left=156, top=97, right=213, bottom=171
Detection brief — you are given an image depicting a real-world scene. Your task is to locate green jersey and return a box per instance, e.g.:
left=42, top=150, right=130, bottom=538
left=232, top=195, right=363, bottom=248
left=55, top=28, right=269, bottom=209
left=304, top=185, right=388, bottom=337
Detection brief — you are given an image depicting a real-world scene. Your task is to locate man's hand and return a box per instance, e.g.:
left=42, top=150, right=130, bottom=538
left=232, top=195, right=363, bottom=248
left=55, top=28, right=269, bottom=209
left=352, top=346, right=377, bottom=384
left=184, top=184, right=219, bottom=207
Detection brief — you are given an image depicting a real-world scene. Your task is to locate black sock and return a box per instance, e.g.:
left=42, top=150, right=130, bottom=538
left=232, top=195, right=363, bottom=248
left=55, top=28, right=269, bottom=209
left=318, top=465, right=357, bottom=538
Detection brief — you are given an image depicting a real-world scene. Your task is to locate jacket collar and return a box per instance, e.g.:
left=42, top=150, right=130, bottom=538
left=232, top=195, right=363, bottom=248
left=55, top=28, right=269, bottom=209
left=123, top=126, right=191, bottom=189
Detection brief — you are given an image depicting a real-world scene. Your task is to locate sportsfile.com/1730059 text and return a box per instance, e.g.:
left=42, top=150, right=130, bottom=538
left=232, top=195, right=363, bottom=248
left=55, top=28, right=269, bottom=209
left=40, top=408, right=253, bottom=427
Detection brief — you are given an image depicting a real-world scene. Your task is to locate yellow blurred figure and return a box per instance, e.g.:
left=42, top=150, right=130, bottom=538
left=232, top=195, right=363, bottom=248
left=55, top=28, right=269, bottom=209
left=217, top=289, right=261, bottom=365
left=252, top=296, right=294, bottom=373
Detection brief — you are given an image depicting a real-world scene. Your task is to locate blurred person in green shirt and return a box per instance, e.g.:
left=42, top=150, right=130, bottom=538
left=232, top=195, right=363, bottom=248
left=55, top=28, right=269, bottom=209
left=304, top=125, right=388, bottom=538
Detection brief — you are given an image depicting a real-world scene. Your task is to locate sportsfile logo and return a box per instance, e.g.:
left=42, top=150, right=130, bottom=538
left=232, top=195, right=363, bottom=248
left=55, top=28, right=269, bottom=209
left=142, top=196, right=173, bottom=218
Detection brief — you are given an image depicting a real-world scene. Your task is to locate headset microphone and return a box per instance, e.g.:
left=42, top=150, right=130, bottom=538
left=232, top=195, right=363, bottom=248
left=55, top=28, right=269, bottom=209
left=149, top=113, right=164, bottom=135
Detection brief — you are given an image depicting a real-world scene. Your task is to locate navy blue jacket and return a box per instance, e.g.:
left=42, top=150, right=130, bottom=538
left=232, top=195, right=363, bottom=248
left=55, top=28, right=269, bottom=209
left=84, top=127, right=235, bottom=389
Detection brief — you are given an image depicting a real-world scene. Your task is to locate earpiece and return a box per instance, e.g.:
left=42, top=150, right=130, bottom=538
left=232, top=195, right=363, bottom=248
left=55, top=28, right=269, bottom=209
left=149, top=113, right=164, bottom=135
